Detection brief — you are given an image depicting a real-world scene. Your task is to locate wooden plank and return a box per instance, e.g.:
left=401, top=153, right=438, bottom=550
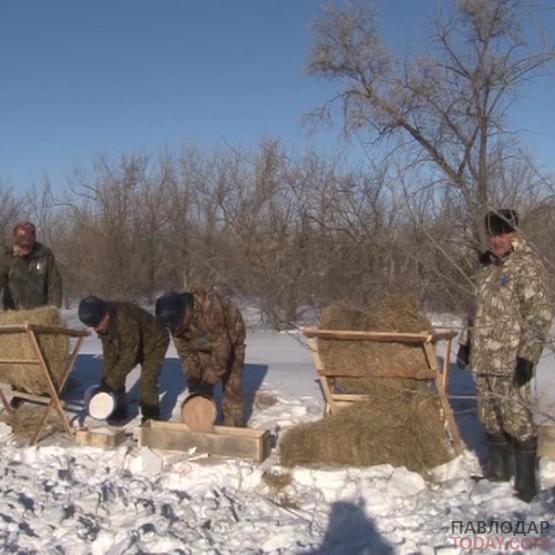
left=302, top=327, right=457, bottom=343
left=75, top=428, right=126, bottom=448
left=0, top=325, right=89, bottom=338
left=332, top=393, right=371, bottom=402
left=9, top=392, right=56, bottom=405
left=26, top=324, right=90, bottom=338
left=303, top=328, right=430, bottom=343
left=139, top=421, right=271, bottom=462
left=0, top=360, right=40, bottom=365
left=423, top=342, right=464, bottom=455
left=316, top=366, right=436, bottom=379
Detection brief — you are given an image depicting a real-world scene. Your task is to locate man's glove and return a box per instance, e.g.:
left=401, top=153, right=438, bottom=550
left=187, top=378, right=214, bottom=398
left=98, top=378, right=115, bottom=394
left=514, top=357, right=534, bottom=387
left=456, top=344, right=470, bottom=368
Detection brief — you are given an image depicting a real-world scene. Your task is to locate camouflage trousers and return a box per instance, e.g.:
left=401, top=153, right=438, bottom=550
left=476, top=374, right=536, bottom=441
left=108, top=334, right=169, bottom=413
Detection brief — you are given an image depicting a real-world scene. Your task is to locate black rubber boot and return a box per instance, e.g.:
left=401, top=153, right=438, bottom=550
left=486, top=432, right=512, bottom=482
left=140, top=404, right=160, bottom=424
left=513, top=437, right=538, bottom=503
left=107, top=388, right=128, bottom=424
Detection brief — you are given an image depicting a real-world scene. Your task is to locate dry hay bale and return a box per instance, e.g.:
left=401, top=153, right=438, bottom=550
left=279, top=396, right=452, bottom=474
left=0, top=403, right=63, bottom=440
left=0, top=306, right=69, bottom=395
left=318, top=296, right=433, bottom=381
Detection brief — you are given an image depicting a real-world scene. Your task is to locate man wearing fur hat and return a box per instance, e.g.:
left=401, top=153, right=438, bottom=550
left=155, top=289, right=246, bottom=427
left=0, top=221, right=62, bottom=310
left=78, top=296, right=169, bottom=423
left=457, top=209, right=553, bottom=502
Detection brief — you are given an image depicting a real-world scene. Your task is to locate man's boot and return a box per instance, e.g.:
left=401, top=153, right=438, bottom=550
left=107, top=387, right=128, bottom=424
left=513, top=437, right=538, bottom=502
left=486, top=432, right=512, bottom=482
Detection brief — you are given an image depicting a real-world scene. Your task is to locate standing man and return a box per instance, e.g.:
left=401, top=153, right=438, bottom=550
left=78, top=296, right=169, bottom=423
left=457, top=209, right=552, bottom=502
left=0, top=221, right=62, bottom=310
left=155, top=289, right=246, bottom=427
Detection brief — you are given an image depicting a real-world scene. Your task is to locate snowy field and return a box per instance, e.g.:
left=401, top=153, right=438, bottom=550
left=0, top=310, right=555, bottom=554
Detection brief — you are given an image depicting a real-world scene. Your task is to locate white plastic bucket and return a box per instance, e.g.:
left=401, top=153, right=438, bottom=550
left=84, top=385, right=116, bottom=420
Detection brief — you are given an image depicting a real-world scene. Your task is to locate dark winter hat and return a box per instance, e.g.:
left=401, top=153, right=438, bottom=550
left=78, top=295, right=108, bottom=328
left=485, top=209, right=519, bottom=236
left=155, top=292, right=193, bottom=332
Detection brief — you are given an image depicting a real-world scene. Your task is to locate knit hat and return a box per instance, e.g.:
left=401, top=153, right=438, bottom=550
left=155, top=292, right=193, bottom=332
left=78, top=296, right=108, bottom=327
left=485, top=209, right=519, bottom=236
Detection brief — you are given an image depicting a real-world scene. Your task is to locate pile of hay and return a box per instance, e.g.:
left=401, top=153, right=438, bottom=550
left=279, top=397, right=451, bottom=473
left=0, top=306, right=69, bottom=395
left=279, top=296, right=453, bottom=473
left=318, top=296, right=434, bottom=381
left=0, top=403, right=63, bottom=440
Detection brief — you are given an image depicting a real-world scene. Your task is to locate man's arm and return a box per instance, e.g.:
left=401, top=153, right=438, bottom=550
left=517, top=261, right=553, bottom=365
left=46, top=251, right=63, bottom=307
left=102, top=318, right=141, bottom=389
left=200, top=295, right=231, bottom=384
left=0, top=249, right=10, bottom=293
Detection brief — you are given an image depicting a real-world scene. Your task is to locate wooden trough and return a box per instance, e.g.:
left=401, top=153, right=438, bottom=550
left=139, top=420, right=271, bottom=462
left=75, top=427, right=127, bottom=448
left=301, top=327, right=464, bottom=455
left=0, top=323, right=89, bottom=445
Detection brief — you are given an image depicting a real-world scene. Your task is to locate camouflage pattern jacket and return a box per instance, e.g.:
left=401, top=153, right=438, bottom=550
left=0, top=242, right=62, bottom=310
left=469, top=239, right=552, bottom=377
left=173, top=289, right=246, bottom=385
left=99, top=302, right=169, bottom=389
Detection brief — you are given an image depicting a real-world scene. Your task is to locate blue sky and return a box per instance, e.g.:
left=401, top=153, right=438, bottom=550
left=0, top=1, right=553, bottom=191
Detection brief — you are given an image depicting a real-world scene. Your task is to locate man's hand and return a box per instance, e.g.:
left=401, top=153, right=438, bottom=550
left=514, top=357, right=534, bottom=387
left=98, top=378, right=115, bottom=394
left=456, top=344, right=470, bottom=368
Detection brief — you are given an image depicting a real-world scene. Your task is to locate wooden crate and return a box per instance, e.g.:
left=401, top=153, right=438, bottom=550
left=139, top=420, right=271, bottom=462
left=538, top=425, right=555, bottom=459
left=75, top=427, right=127, bottom=448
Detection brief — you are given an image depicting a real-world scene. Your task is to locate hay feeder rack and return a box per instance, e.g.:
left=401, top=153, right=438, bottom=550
left=302, top=327, right=464, bottom=455
left=0, top=323, right=90, bottom=445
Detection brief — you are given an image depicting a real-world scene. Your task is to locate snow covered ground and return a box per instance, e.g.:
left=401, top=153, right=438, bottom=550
left=0, top=312, right=555, bottom=554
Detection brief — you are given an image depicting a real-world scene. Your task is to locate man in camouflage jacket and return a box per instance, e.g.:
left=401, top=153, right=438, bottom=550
left=78, top=296, right=169, bottom=422
left=155, top=289, right=246, bottom=427
left=457, top=209, right=553, bottom=502
left=0, top=221, right=62, bottom=310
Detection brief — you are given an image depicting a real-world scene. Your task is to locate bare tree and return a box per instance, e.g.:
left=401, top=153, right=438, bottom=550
left=307, top=0, right=555, bottom=249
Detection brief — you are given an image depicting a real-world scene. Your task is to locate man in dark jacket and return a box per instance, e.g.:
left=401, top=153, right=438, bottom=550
left=78, top=296, right=169, bottom=423
left=0, top=221, right=62, bottom=309
left=155, top=289, right=246, bottom=427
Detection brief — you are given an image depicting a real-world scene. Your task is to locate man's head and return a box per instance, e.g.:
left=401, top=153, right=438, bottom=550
left=78, top=295, right=109, bottom=333
left=13, top=221, right=37, bottom=257
left=155, top=292, right=194, bottom=334
left=485, top=209, right=519, bottom=258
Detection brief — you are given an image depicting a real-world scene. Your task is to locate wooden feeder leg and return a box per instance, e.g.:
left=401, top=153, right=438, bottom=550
left=26, top=329, right=74, bottom=445
left=0, top=389, right=13, bottom=415
left=442, top=337, right=453, bottom=390
left=308, top=338, right=336, bottom=416
left=423, top=341, right=464, bottom=455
